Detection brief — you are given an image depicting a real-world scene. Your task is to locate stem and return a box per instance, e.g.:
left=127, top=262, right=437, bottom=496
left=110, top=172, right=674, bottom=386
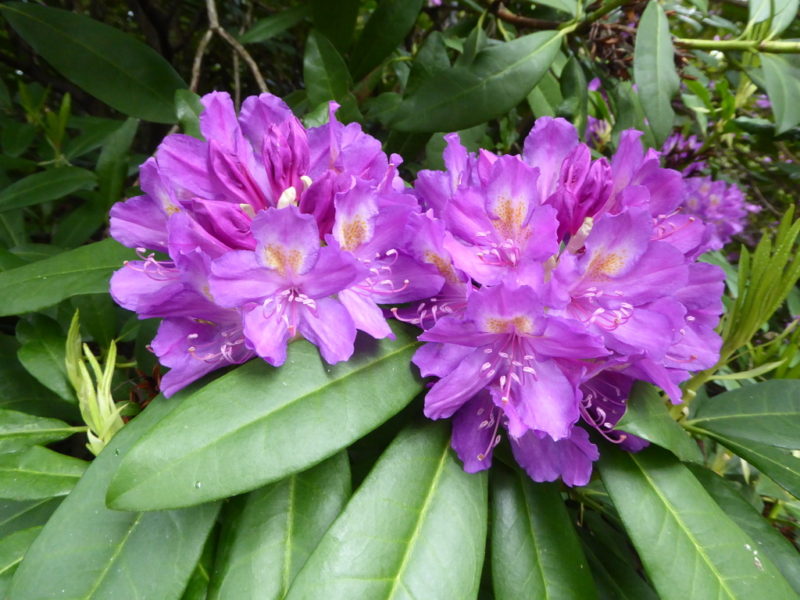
left=675, top=37, right=800, bottom=54
left=577, top=0, right=631, bottom=27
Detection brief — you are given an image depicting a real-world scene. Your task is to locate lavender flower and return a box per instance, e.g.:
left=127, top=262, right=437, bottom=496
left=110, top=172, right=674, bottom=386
left=682, top=176, right=760, bottom=250
left=410, top=117, right=724, bottom=486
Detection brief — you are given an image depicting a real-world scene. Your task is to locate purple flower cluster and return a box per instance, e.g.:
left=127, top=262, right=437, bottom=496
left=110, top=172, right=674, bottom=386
left=109, top=93, right=725, bottom=486
left=110, top=92, right=439, bottom=396
left=408, top=119, right=723, bottom=485
left=682, top=176, right=760, bottom=250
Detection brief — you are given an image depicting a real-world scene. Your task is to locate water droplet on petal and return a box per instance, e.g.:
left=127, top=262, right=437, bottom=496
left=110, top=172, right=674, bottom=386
left=194, top=481, right=202, bottom=489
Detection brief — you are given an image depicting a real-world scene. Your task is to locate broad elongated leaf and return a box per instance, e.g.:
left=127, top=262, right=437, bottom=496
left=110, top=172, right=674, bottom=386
left=761, top=54, right=800, bottom=134
left=0, top=498, right=61, bottom=539
left=350, top=0, right=424, bottom=80
left=0, top=167, right=95, bottom=213
left=239, top=5, right=310, bottom=44
left=0, top=3, right=185, bottom=123
left=633, top=1, right=679, bottom=146
left=392, top=31, right=561, bottom=132
left=16, top=314, right=74, bottom=401
left=95, top=117, right=138, bottom=209
left=599, top=446, right=797, bottom=600
left=0, top=238, right=134, bottom=316
left=534, top=0, right=578, bottom=15
left=749, top=0, right=799, bottom=36
left=0, top=446, right=86, bottom=500
left=688, top=379, right=800, bottom=449
left=690, top=466, right=800, bottom=595
left=209, top=453, right=350, bottom=599
left=308, top=0, right=359, bottom=52
left=693, top=428, right=800, bottom=500
left=8, top=398, right=220, bottom=600
left=492, top=468, right=596, bottom=600
left=0, top=526, right=41, bottom=595
left=617, top=382, right=702, bottom=463
left=303, top=30, right=360, bottom=122
left=0, top=409, right=82, bottom=453
left=107, top=324, right=422, bottom=510
left=175, top=90, right=204, bottom=140
left=285, top=422, right=487, bottom=600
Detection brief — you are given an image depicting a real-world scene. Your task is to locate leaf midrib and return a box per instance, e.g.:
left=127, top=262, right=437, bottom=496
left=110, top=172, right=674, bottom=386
left=82, top=512, right=144, bottom=599
left=385, top=436, right=450, bottom=600
left=113, top=341, right=420, bottom=500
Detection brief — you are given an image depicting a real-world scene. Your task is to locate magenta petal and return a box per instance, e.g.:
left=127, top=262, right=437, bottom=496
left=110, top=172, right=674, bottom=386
left=338, top=289, right=393, bottom=340
left=412, top=342, right=473, bottom=378
left=251, top=206, right=320, bottom=277
left=210, top=250, right=286, bottom=306
left=298, top=297, right=356, bottom=364
left=242, top=304, right=291, bottom=366
left=451, top=392, right=498, bottom=473
left=109, top=195, right=168, bottom=251
left=300, top=246, right=365, bottom=298
left=511, top=427, right=598, bottom=486
left=199, top=91, right=241, bottom=152
left=110, top=264, right=183, bottom=315
left=156, top=134, right=215, bottom=200
left=423, top=348, right=493, bottom=419
left=521, top=117, right=579, bottom=199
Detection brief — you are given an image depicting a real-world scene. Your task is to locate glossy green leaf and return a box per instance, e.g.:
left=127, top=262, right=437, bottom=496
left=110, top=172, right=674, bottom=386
left=617, top=382, right=702, bottom=463
left=180, top=526, right=218, bottom=600
left=0, top=409, right=82, bottom=453
left=107, top=324, right=422, bottom=510
left=16, top=314, right=74, bottom=402
left=0, top=446, right=86, bottom=500
left=239, top=5, right=310, bottom=44
left=8, top=398, right=220, bottom=600
left=633, top=1, right=679, bottom=146
left=350, top=0, right=424, bottom=80
left=0, top=238, right=134, bottom=317
left=392, top=31, right=561, bottom=132
left=599, top=446, right=797, bottom=600
left=0, top=498, right=61, bottom=539
left=175, top=89, right=204, bottom=140
left=687, top=379, right=800, bottom=449
left=0, top=167, right=96, bottom=213
left=749, top=0, right=799, bottom=36
left=527, top=70, right=563, bottom=118
left=406, top=32, right=450, bottom=96
left=558, top=56, right=588, bottom=136
left=534, top=0, right=578, bottom=16
left=690, top=466, right=800, bottom=595
left=0, top=526, right=41, bottom=595
left=95, top=117, right=138, bottom=209
left=491, top=468, right=596, bottom=600
left=695, top=429, right=800, bottom=500
left=285, top=422, right=487, bottom=600
left=309, top=0, right=359, bottom=52
left=761, top=54, right=800, bottom=134
left=304, top=30, right=361, bottom=123
left=0, top=3, right=185, bottom=123
left=209, top=453, right=351, bottom=599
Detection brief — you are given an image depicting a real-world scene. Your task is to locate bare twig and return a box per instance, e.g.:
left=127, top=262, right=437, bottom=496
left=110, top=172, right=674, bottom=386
left=190, top=28, right=214, bottom=93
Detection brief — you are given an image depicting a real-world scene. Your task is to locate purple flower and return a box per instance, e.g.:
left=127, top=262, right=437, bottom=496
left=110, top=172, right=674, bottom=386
left=411, top=117, right=725, bottom=485
left=682, top=176, right=760, bottom=250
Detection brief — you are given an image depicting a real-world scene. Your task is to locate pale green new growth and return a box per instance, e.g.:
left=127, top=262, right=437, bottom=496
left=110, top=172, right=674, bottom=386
left=65, top=310, right=126, bottom=455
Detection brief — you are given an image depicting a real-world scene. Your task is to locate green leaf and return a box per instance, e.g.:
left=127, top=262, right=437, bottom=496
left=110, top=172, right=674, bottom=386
left=350, top=0, right=424, bottom=80
left=392, top=31, right=562, bottom=132
left=175, top=89, right=205, bottom=140
left=617, top=382, right=702, bottom=463
left=0, top=409, right=82, bottom=453
left=533, top=0, right=578, bottom=16
left=0, top=3, right=185, bottom=123
left=687, top=380, right=800, bottom=449
left=749, top=0, right=799, bottom=37
left=0, top=167, right=96, bottom=213
left=558, top=55, right=588, bottom=137
left=303, top=30, right=361, bottom=123
left=0, top=526, right=41, bottom=594
left=690, top=466, right=800, bottom=595
left=0, top=446, right=86, bottom=500
left=0, top=498, right=61, bottom=539
left=16, top=314, right=74, bottom=402
left=527, top=70, right=563, bottom=118
left=8, top=398, right=220, bottom=600
left=181, top=525, right=218, bottom=600
left=309, top=0, right=359, bottom=52
left=695, top=429, right=800, bottom=500
left=239, top=5, right=311, bottom=44
left=491, top=469, right=596, bottom=600
left=95, top=117, right=138, bottom=209
left=761, top=54, right=800, bottom=134
left=633, top=1, right=679, bottom=146
left=209, top=453, right=351, bottom=599
left=107, top=324, right=422, bottom=510
left=599, top=445, right=797, bottom=600
left=0, top=238, right=135, bottom=317
left=285, top=422, right=487, bottom=600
